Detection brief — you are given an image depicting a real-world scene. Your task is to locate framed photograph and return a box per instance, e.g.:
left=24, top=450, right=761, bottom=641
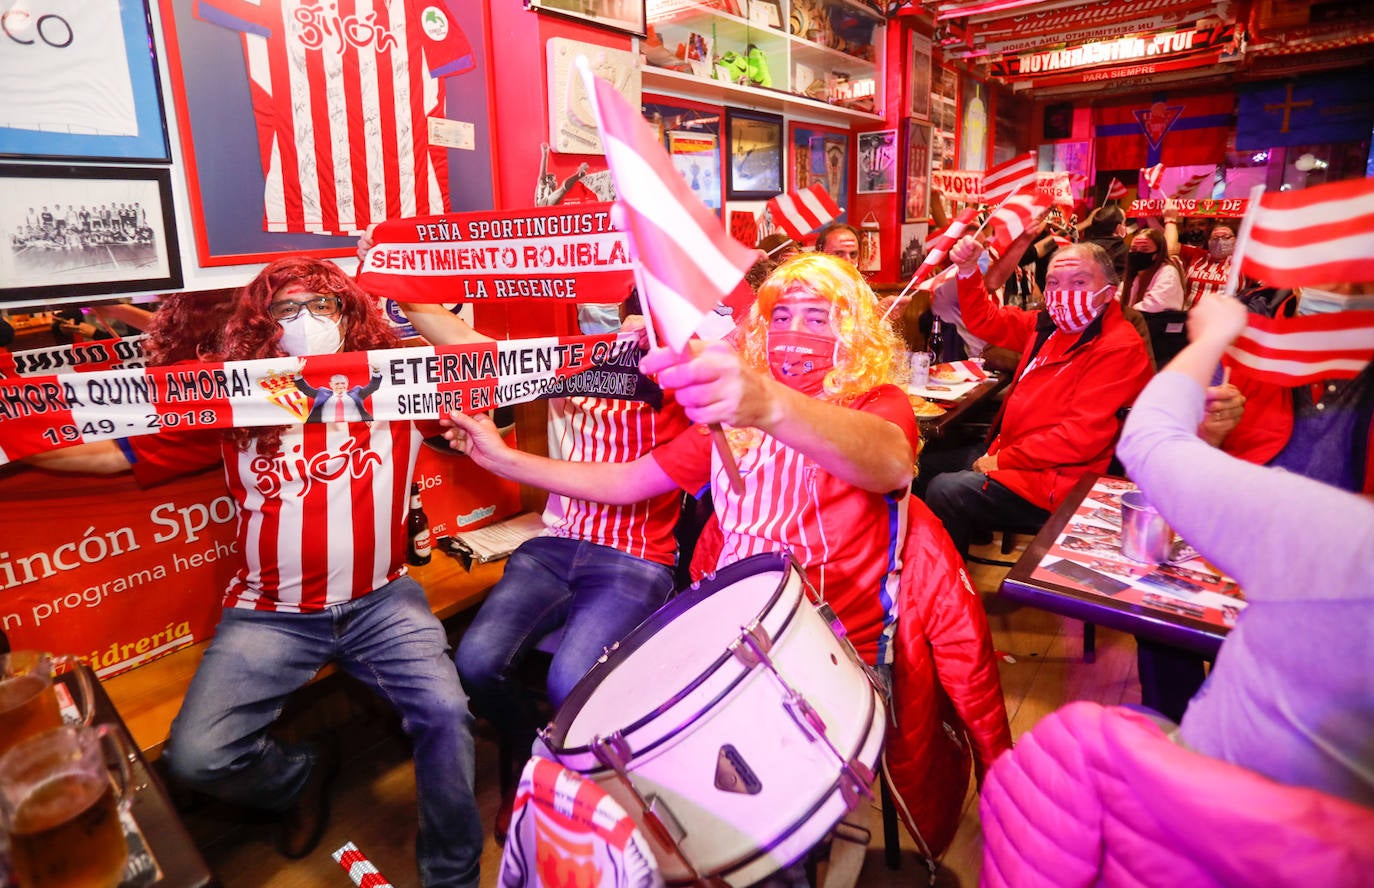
left=158, top=0, right=495, bottom=266
left=790, top=123, right=849, bottom=220
left=527, top=0, right=646, bottom=38
left=0, top=164, right=182, bottom=302
left=857, top=129, right=898, bottom=194
left=646, top=96, right=723, bottom=211
left=909, top=33, right=932, bottom=122
left=904, top=120, right=932, bottom=222
left=0, top=0, right=170, bottom=162
left=725, top=108, right=784, bottom=200
left=748, top=0, right=784, bottom=29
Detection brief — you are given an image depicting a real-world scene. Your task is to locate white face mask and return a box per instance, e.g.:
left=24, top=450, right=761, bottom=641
left=278, top=313, right=342, bottom=356
left=1296, top=288, right=1374, bottom=317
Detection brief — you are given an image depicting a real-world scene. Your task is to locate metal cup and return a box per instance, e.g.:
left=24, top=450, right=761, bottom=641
left=1119, top=491, right=1173, bottom=564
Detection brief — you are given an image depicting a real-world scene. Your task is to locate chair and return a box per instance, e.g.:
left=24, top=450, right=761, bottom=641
left=498, top=757, right=662, bottom=888
left=1142, top=309, right=1190, bottom=368
left=980, top=702, right=1374, bottom=887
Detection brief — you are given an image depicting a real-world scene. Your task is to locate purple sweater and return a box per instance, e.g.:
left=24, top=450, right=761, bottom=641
left=1117, top=371, right=1374, bottom=808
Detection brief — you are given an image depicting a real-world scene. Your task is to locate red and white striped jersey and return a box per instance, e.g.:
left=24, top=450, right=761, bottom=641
left=1179, top=245, right=1231, bottom=304
left=195, top=0, right=475, bottom=236
left=542, top=395, right=689, bottom=567
left=652, top=386, right=920, bottom=665
left=128, top=421, right=421, bottom=613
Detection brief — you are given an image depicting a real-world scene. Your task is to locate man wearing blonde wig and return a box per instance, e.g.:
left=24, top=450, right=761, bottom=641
left=444, top=253, right=920, bottom=668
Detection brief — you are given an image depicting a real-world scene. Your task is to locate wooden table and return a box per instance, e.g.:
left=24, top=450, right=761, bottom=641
left=58, top=667, right=216, bottom=888
left=999, top=474, right=1241, bottom=658
left=916, top=372, right=1009, bottom=439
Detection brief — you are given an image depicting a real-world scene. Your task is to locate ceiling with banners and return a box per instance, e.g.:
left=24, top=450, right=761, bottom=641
left=905, top=0, right=1374, bottom=98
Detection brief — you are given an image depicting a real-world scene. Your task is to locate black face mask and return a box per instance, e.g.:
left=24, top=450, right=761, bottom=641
left=1180, top=229, right=1207, bottom=247
left=1126, top=252, right=1156, bottom=272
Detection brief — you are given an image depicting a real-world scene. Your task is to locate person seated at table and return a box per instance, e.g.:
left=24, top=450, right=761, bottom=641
left=1116, top=294, right=1374, bottom=808
left=918, top=237, right=1153, bottom=556
left=1121, top=229, right=1186, bottom=314
left=453, top=300, right=690, bottom=843
left=25, top=258, right=489, bottom=888
left=444, top=253, right=919, bottom=672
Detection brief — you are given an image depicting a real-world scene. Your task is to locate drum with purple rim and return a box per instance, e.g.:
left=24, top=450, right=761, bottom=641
left=543, top=552, right=886, bottom=886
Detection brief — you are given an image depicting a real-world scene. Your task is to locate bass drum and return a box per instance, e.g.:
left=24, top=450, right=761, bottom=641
left=543, top=552, right=886, bottom=886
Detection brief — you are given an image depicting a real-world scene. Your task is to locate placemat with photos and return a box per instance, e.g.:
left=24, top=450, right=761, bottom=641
left=1032, top=478, right=1245, bottom=632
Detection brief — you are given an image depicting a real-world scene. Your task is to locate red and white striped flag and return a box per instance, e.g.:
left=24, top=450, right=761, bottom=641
left=1141, top=163, right=1165, bottom=193
left=1106, top=177, right=1128, bottom=200
left=910, top=208, right=979, bottom=286
left=981, top=152, right=1037, bottom=204
left=1226, top=310, right=1374, bottom=387
left=582, top=69, right=758, bottom=353
left=766, top=183, right=842, bottom=241
left=1238, top=177, right=1374, bottom=288
left=986, top=184, right=1053, bottom=258
left=1172, top=170, right=1211, bottom=199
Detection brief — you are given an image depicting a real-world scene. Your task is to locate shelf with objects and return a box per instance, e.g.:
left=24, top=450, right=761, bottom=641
left=642, top=0, right=885, bottom=126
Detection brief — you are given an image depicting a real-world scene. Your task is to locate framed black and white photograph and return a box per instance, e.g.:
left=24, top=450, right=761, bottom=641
left=909, top=33, right=932, bottom=121
left=526, top=0, right=647, bottom=37
left=857, top=129, right=898, bottom=194
left=725, top=108, right=784, bottom=200
left=904, top=119, right=932, bottom=222
left=0, top=0, right=170, bottom=162
left=0, top=164, right=182, bottom=302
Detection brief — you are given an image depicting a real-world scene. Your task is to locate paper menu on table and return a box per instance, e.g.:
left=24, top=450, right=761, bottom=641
left=448, top=512, right=545, bottom=563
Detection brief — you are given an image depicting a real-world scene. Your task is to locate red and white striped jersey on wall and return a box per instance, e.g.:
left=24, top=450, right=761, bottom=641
left=195, top=0, right=475, bottom=236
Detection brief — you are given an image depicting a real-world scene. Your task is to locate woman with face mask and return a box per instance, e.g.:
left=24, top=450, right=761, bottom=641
left=1122, top=229, right=1186, bottom=313
left=918, top=235, right=1153, bottom=557
left=1162, top=201, right=1240, bottom=305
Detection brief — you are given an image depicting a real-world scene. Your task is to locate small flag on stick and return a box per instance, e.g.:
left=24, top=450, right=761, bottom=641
left=766, top=184, right=842, bottom=241
left=880, top=208, right=978, bottom=321
left=1227, top=310, right=1374, bottom=388
left=1140, top=163, right=1165, bottom=193
left=1106, top=177, right=1128, bottom=200
left=981, top=152, right=1037, bottom=204
left=1234, top=177, right=1374, bottom=290
left=986, top=184, right=1053, bottom=258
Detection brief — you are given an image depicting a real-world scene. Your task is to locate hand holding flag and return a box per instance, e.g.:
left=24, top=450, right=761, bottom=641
left=985, top=183, right=1054, bottom=259
left=880, top=208, right=978, bottom=322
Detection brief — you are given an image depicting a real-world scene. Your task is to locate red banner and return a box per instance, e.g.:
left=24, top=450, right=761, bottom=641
left=0, top=337, right=147, bottom=379
left=992, top=22, right=1234, bottom=79
left=1127, top=197, right=1249, bottom=217
left=357, top=204, right=634, bottom=303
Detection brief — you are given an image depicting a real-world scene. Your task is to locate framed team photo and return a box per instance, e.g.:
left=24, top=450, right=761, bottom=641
left=526, top=0, right=647, bottom=38
left=857, top=129, right=898, bottom=194
left=157, top=0, right=496, bottom=266
left=0, top=0, right=171, bottom=162
left=0, top=164, right=183, bottom=302
left=904, top=120, right=932, bottom=222
left=725, top=108, right=784, bottom=200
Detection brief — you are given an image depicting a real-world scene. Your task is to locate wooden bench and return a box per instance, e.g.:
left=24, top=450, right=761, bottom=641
left=101, top=557, right=506, bottom=759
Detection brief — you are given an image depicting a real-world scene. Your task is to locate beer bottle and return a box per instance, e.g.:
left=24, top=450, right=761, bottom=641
left=928, top=317, right=945, bottom=364
left=406, top=482, right=432, bottom=566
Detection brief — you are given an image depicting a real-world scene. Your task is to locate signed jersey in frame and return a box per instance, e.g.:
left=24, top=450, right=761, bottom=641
left=195, top=0, right=475, bottom=236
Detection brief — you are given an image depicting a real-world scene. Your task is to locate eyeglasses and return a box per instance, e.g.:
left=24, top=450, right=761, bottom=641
left=1209, top=232, right=1235, bottom=241
left=269, top=295, right=342, bottom=321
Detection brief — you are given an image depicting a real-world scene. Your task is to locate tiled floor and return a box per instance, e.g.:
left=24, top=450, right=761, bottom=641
left=180, top=537, right=1141, bottom=887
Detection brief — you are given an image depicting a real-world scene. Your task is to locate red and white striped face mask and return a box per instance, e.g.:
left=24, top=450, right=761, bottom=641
left=1043, top=285, right=1111, bottom=333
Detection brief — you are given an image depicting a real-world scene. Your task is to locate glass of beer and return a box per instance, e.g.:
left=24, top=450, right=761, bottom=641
left=0, top=724, right=135, bottom=888
left=0, top=654, right=95, bottom=758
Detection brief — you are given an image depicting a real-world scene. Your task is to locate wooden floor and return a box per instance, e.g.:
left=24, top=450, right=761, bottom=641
left=181, top=536, right=1141, bottom=888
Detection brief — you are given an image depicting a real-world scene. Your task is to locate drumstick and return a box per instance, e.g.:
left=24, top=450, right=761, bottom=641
left=712, top=425, right=745, bottom=494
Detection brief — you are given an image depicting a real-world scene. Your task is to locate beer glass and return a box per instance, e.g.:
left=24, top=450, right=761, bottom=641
left=0, top=653, right=94, bottom=758
left=0, top=724, right=134, bottom=888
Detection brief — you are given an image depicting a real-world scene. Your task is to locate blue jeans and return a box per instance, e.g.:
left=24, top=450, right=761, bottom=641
left=165, top=577, right=481, bottom=888
left=455, top=536, right=675, bottom=771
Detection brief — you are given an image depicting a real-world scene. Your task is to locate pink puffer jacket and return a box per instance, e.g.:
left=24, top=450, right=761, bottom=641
left=884, top=497, right=1013, bottom=858
left=980, top=701, right=1374, bottom=887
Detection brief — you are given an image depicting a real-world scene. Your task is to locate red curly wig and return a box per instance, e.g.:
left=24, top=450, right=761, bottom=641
left=151, top=256, right=400, bottom=455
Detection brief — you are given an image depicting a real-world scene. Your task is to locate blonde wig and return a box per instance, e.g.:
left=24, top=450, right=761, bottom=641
left=737, top=252, right=903, bottom=404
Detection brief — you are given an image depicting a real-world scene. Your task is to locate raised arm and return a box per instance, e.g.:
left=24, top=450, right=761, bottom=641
left=641, top=341, right=913, bottom=494
left=23, top=440, right=133, bottom=474
left=443, top=410, right=679, bottom=504
left=356, top=223, right=492, bottom=346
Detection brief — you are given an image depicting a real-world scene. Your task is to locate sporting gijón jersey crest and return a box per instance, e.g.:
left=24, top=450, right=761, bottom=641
left=196, top=0, right=475, bottom=236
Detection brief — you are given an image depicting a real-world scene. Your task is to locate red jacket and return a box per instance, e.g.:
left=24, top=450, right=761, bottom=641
left=884, top=497, right=1012, bottom=858
left=958, top=273, right=1153, bottom=510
